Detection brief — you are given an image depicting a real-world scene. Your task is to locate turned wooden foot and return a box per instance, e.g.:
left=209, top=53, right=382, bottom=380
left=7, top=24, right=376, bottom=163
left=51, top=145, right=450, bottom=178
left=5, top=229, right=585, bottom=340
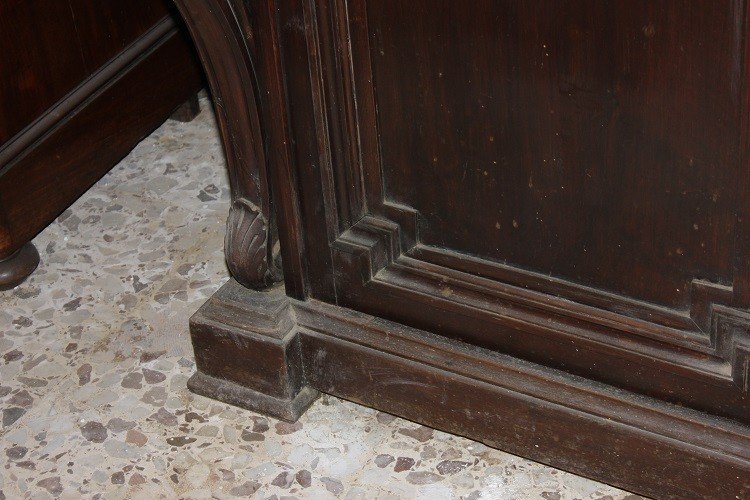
left=0, top=243, right=40, bottom=291
left=169, top=94, right=201, bottom=122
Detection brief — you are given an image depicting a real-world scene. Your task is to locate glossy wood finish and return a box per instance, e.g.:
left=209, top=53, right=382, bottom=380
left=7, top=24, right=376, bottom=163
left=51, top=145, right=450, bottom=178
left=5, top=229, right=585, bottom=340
left=0, top=244, right=39, bottom=292
left=67, top=0, right=176, bottom=71
left=173, top=1, right=750, bottom=497
left=0, top=1, right=203, bottom=288
left=0, top=0, right=170, bottom=145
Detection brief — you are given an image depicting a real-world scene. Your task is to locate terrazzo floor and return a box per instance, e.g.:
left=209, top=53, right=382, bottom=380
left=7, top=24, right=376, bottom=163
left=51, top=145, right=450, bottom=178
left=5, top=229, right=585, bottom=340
left=0, top=94, right=640, bottom=499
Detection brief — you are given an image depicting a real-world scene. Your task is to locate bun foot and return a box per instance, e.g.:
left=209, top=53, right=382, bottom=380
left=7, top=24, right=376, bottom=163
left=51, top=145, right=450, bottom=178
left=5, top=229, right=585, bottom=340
left=0, top=243, right=40, bottom=291
left=170, top=94, right=201, bottom=123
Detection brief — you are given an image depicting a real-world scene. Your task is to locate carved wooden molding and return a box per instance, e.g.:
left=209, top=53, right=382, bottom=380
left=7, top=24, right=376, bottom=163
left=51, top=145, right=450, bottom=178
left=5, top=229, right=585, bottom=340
left=189, top=279, right=318, bottom=421
left=358, top=203, right=750, bottom=396
left=688, top=280, right=750, bottom=392
left=712, top=305, right=750, bottom=392
left=331, top=209, right=750, bottom=422
left=225, top=197, right=282, bottom=289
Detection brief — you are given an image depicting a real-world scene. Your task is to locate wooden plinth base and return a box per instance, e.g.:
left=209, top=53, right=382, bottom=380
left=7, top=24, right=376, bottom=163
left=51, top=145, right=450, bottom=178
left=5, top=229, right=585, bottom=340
left=188, top=372, right=319, bottom=422
left=189, top=279, right=750, bottom=499
left=0, top=243, right=40, bottom=291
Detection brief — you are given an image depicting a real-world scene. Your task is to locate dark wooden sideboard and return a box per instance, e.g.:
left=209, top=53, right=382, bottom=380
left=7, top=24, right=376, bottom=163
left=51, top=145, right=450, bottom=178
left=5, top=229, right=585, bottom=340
left=172, top=1, right=750, bottom=497
left=0, top=0, right=204, bottom=289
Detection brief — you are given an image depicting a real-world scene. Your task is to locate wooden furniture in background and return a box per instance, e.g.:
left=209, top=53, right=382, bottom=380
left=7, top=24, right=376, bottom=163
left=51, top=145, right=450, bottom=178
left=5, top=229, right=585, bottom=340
left=174, top=1, right=750, bottom=497
left=0, top=0, right=204, bottom=289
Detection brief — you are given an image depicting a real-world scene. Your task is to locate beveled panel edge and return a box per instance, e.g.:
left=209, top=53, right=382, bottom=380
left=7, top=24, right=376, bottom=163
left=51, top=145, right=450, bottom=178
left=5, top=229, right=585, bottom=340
left=330, top=214, right=750, bottom=422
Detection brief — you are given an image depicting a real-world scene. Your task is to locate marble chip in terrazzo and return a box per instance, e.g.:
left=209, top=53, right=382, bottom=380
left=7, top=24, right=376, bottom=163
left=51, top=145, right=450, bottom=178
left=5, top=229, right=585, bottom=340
left=0, top=93, right=643, bottom=499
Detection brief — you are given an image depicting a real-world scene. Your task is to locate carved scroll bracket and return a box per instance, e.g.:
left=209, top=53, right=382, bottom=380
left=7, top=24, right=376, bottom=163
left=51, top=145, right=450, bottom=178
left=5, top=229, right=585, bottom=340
left=172, top=0, right=285, bottom=290
left=225, top=197, right=282, bottom=289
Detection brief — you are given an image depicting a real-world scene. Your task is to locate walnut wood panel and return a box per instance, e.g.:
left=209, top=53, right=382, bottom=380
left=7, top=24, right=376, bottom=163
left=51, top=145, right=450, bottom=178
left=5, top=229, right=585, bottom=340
left=0, top=23, right=202, bottom=253
left=172, top=1, right=750, bottom=497
left=67, top=0, right=172, bottom=72
left=369, top=0, right=741, bottom=311
left=0, top=4, right=203, bottom=287
left=0, top=0, right=175, bottom=145
left=173, top=0, right=750, bottom=421
left=277, top=0, right=750, bottom=424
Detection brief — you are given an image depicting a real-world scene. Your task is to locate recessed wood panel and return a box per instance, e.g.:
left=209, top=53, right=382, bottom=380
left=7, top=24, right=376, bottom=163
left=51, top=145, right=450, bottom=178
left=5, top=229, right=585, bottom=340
left=272, top=0, right=750, bottom=422
left=365, top=0, right=741, bottom=309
